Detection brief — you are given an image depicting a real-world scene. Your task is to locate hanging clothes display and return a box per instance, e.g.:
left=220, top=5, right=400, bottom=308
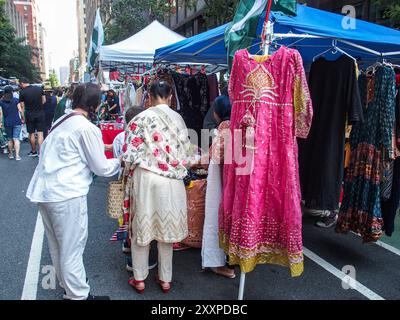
left=336, top=66, right=397, bottom=242
left=381, top=77, right=400, bottom=237
left=382, top=158, right=400, bottom=237
left=172, top=71, right=211, bottom=139
left=299, top=56, right=363, bottom=211
left=208, top=74, right=220, bottom=105
left=219, top=47, right=313, bottom=276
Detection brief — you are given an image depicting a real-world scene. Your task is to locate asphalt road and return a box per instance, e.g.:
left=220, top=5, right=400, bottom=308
left=1, top=141, right=400, bottom=300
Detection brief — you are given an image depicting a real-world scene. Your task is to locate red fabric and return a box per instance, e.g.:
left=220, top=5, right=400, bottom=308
left=101, top=128, right=124, bottom=159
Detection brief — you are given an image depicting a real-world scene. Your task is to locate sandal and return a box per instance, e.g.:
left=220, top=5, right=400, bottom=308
left=128, top=277, right=145, bottom=294
left=156, top=276, right=171, bottom=294
left=209, top=267, right=236, bottom=279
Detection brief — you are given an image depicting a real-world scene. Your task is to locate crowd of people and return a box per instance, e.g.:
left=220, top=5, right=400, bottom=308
left=9, top=78, right=233, bottom=300
left=0, top=81, right=123, bottom=161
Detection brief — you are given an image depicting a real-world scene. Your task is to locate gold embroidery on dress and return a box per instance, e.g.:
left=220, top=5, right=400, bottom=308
left=240, top=64, right=278, bottom=101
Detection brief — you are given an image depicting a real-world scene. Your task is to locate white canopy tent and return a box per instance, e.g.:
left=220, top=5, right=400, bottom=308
left=99, top=20, right=185, bottom=71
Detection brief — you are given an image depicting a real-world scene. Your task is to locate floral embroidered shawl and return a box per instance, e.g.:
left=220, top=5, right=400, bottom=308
left=122, top=104, right=191, bottom=180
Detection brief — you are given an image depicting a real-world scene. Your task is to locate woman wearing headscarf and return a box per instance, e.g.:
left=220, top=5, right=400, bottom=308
left=123, top=80, right=191, bottom=294
left=201, top=91, right=235, bottom=278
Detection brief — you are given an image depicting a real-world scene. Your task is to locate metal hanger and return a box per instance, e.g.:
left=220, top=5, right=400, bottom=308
left=312, top=39, right=357, bottom=63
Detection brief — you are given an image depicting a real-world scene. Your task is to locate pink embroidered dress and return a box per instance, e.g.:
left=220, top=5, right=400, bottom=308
left=219, top=47, right=313, bottom=277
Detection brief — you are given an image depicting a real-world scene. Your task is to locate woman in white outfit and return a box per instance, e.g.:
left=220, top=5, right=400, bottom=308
left=202, top=92, right=236, bottom=279
left=123, top=80, right=191, bottom=294
left=26, top=83, right=121, bottom=300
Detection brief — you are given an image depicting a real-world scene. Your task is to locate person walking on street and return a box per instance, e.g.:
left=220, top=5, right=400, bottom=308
left=53, top=84, right=77, bottom=122
left=43, top=90, right=57, bottom=138
left=0, top=86, right=24, bottom=161
left=26, top=83, right=121, bottom=300
left=19, top=78, right=46, bottom=157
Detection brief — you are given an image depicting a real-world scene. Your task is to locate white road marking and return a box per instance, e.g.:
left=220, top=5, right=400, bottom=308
left=303, top=247, right=385, bottom=300
left=350, top=231, right=400, bottom=257
left=21, top=212, right=44, bottom=300
left=375, top=240, right=400, bottom=257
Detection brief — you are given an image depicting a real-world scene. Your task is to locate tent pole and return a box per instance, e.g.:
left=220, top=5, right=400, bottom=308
left=238, top=272, right=246, bottom=300
left=382, top=51, right=400, bottom=57
left=274, top=33, right=323, bottom=39
left=337, top=39, right=381, bottom=56
left=261, top=0, right=274, bottom=55
left=193, top=37, right=225, bottom=56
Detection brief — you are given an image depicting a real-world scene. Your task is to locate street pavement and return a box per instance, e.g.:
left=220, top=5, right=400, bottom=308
left=1, top=141, right=400, bottom=300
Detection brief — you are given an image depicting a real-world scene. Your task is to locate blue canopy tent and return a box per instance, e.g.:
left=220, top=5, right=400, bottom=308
left=155, top=4, right=400, bottom=68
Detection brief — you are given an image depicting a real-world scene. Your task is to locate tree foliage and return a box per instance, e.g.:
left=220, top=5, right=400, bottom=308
left=0, top=0, right=40, bottom=82
left=374, top=0, right=400, bottom=27
left=202, top=0, right=239, bottom=27
left=101, top=0, right=180, bottom=44
left=47, top=69, right=60, bottom=88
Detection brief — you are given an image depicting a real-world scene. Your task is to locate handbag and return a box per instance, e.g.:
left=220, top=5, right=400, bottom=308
left=107, top=176, right=125, bottom=219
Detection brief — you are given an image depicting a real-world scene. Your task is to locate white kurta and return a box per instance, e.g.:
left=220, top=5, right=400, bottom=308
left=27, top=110, right=120, bottom=203
left=202, top=161, right=226, bottom=268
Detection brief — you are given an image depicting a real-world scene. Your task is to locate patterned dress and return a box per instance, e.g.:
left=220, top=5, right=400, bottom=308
left=336, top=66, right=396, bottom=242
left=122, top=104, right=192, bottom=246
left=219, top=47, right=313, bottom=276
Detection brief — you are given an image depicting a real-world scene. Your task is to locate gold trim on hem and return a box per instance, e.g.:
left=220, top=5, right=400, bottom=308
left=219, top=232, right=304, bottom=277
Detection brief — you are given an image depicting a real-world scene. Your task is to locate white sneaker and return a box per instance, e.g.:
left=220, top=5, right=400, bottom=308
left=16, top=156, right=21, bottom=161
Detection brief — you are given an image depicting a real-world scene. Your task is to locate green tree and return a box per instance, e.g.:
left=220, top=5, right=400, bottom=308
left=374, top=0, right=400, bottom=27
left=47, top=69, right=60, bottom=88
left=202, top=0, right=240, bottom=27
left=0, top=0, right=40, bottom=81
left=101, top=0, right=182, bottom=44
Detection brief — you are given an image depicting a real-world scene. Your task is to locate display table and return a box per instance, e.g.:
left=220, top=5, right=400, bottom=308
left=100, top=122, right=124, bottom=159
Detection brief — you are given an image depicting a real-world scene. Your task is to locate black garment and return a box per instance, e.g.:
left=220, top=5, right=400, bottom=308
left=172, top=72, right=210, bottom=142
left=382, top=157, right=400, bottom=237
left=44, top=96, right=57, bottom=129
left=26, top=112, right=45, bottom=133
left=203, top=104, right=217, bottom=131
left=396, top=83, right=400, bottom=149
left=299, top=55, right=363, bottom=211
left=107, top=96, right=120, bottom=116
left=19, top=85, right=44, bottom=113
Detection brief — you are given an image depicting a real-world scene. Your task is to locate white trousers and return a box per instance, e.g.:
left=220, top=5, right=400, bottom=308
left=131, top=241, right=173, bottom=282
left=202, top=162, right=226, bottom=268
left=38, top=196, right=90, bottom=300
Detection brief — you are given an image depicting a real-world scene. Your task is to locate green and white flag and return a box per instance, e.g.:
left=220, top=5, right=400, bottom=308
left=225, top=0, right=297, bottom=71
left=87, top=9, right=104, bottom=71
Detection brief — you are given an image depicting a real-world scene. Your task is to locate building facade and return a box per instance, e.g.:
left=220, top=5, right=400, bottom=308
left=165, top=0, right=208, bottom=37
left=77, top=0, right=108, bottom=80
left=13, top=0, right=47, bottom=80
left=4, top=0, right=27, bottom=41
left=37, top=22, right=47, bottom=80
left=69, top=55, right=80, bottom=84
left=166, top=0, right=399, bottom=38
left=303, top=0, right=399, bottom=28
left=59, top=66, right=69, bottom=86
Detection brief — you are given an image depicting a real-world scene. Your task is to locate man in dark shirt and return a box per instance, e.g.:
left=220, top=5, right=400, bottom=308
left=19, top=78, right=46, bottom=157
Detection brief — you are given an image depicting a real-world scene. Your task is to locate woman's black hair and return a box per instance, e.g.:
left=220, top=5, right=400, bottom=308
left=214, top=95, right=232, bottom=122
left=72, top=83, right=101, bottom=119
left=125, top=106, right=143, bottom=124
left=149, top=80, right=172, bottom=100
left=1, top=86, right=13, bottom=102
